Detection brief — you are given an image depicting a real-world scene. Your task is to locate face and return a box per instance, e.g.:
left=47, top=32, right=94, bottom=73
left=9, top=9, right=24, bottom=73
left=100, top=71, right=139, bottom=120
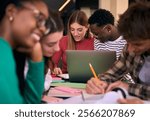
left=127, top=39, right=150, bottom=55
left=41, top=31, right=63, bottom=57
left=90, top=24, right=112, bottom=42
left=9, top=1, right=49, bottom=49
left=70, top=22, right=88, bottom=42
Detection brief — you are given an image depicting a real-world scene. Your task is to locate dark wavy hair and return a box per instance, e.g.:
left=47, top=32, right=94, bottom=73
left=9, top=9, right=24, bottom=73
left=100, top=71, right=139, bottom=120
left=47, top=10, right=64, bottom=34
left=42, top=10, right=64, bottom=74
left=118, top=2, right=150, bottom=41
left=88, top=8, right=114, bottom=26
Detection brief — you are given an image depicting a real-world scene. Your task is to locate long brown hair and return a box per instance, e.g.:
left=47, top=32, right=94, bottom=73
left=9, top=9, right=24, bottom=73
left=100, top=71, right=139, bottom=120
left=67, top=10, right=91, bottom=50
left=43, top=10, right=64, bottom=74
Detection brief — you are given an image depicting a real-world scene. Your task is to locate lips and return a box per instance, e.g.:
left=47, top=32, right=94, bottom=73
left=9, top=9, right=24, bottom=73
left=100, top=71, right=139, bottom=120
left=73, top=36, right=81, bottom=41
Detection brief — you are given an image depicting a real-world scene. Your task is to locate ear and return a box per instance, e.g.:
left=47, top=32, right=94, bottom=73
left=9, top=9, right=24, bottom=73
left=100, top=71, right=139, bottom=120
left=5, top=4, right=18, bottom=21
left=106, top=24, right=112, bottom=32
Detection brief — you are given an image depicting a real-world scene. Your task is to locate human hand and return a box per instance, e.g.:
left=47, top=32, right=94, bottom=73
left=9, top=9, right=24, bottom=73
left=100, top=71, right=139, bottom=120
left=118, top=98, right=144, bottom=104
left=16, top=42, right=43, bottom=62
left=86, top=77, right=108, bottom=94
left=106, top=81, right=129, bottom=93
left=53, top=67, right=62, bottom=75
left=29, top=42, right=43, bottom=62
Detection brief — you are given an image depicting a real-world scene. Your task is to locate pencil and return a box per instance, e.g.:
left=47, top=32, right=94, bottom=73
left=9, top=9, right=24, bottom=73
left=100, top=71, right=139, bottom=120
left=81, top=91, right=85, bottom=101
left=89, top=63, right=98, bottom=79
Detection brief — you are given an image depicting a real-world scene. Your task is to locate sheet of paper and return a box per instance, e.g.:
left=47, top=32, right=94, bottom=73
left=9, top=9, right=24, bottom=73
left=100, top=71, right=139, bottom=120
left=57, top=74, right=69, bottom=79
left=48, top=87, right=83, bottom=98
left=56, top=91, right=124, bottom=104
left=42, top=95, right=63, bottom=103
left=54, top=86, right=82, bottom=93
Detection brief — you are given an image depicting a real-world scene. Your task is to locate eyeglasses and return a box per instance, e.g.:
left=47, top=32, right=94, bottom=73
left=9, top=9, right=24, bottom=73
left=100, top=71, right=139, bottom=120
left=20, top=5, right=50, bottom=35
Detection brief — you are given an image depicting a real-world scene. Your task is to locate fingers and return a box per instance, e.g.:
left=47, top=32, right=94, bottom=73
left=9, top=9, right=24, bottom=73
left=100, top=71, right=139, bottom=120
left=117, top=98, right=127, bottom=104
left=53, top=67, right=62, bottom=75
left=30, top=43, right=43, bottom=62
left=105, top=81, right=121, bottom=92
left=106, top=81, right=129, bottom=93
left=118, top=98, right=144, bottom=104
left=86, top=80, right=103, bottom=94
left=86, top=77, right=108, bottom=94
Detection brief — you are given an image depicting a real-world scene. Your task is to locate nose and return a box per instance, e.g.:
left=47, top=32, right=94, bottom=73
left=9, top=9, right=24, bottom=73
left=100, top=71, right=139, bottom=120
left=53, top=43, right=60, bottom=52
left=73, top=30, right=78, bottom=36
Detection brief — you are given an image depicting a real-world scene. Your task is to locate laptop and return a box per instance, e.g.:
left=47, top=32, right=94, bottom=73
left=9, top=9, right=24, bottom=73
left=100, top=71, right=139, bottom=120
left=66, top=50, right=116, bottom=83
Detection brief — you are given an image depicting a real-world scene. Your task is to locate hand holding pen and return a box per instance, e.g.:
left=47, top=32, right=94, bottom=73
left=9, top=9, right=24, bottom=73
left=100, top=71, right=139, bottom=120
left=86, top=63, right=108, bottom=94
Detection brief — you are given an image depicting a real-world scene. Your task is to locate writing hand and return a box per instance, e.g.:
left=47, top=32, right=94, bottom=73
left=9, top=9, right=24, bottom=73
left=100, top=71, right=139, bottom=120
left=86, top=77, right=108, bottom=94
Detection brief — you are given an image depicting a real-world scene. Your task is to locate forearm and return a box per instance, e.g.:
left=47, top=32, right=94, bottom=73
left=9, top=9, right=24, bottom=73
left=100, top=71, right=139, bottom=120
left=99, top=71, right=124, bottom=83
left=24, top=59, right=44, bottom=103
left=128, top=83, right=150, bottom=100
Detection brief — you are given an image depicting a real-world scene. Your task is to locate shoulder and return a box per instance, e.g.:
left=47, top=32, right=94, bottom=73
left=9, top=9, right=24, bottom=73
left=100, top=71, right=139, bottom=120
left=0, top=38, right=11, bottom=49
left=60, top=36, right=68, bottom=42
left=115, top=36, right=127, bottom=44
left=58, top=36, right=68, bottom=49
left=0, top=38, right=12, bottom=56
left=59, top=36, right=68, bottom=44
left=0, top=38, right=15, bottom=71
left=88, top=37, right=94, bottom=41
left=84, top=37, right=94, bottom=44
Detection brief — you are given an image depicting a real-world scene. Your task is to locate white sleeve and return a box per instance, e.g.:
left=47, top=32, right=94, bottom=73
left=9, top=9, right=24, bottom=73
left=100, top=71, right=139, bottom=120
left=44, top=69, right=52, bottom=91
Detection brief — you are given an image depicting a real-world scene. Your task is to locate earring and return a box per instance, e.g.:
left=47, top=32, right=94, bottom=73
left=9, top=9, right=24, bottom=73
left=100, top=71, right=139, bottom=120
left=9, top=16, right=13, bottom=22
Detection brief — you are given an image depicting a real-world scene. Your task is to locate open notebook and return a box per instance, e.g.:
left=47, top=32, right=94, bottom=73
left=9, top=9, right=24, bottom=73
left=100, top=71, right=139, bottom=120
left=56, top=92, right=122, bottom=104
left=55, top=87, right=129, bottom=104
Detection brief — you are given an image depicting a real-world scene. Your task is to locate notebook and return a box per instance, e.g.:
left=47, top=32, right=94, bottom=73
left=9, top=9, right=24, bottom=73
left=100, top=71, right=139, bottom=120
left=66, top=50, right=116, bottom=83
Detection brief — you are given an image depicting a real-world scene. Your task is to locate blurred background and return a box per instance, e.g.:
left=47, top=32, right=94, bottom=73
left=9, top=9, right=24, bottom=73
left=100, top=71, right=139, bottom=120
left=44, top=0, right=150, bottom=34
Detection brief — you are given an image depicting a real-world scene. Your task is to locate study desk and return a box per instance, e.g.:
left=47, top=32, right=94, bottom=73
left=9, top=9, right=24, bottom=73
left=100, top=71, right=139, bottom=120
left=43, top=81, right=121, bottom=104
left=42, top=81, right=86, bottom=103
left=42, top=81, right=150, bottom=104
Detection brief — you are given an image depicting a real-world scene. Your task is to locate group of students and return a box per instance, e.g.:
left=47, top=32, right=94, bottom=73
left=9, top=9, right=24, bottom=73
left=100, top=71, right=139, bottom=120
left=0, top=0, right=150, bottom=104
left=51, top=8, right=127, bottom=74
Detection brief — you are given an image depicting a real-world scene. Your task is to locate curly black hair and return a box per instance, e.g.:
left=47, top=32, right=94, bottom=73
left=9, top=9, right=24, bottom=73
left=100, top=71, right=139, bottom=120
left=88, top=8, right=114, bottom=26
left=118, top=2, right=150, bottom=41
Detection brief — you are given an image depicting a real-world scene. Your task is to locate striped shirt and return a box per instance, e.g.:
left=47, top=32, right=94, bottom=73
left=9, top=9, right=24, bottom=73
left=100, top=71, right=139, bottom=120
left=94, top=36, right=127, bottom=59
left=94, top=36, right=133, bottom=83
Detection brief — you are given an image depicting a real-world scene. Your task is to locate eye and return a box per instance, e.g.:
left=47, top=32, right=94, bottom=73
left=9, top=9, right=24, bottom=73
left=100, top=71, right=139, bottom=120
left=47, top=44, right=54, bottom=47
left=77, top=28, right=83, bottom=32
left=70, top=28, right=75, bottom=32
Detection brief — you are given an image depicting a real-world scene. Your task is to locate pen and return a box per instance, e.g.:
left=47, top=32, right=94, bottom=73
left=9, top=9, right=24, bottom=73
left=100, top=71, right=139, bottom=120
left=81, top=91, right=85, bottom=101
left=89, top=63, right=98, bottom=79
